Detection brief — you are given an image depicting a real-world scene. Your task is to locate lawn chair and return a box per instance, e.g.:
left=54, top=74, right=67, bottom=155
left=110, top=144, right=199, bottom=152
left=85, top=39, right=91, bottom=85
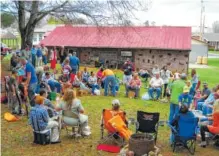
left=136, top=111, right=160, bottom=144
left=168, top=116, right=199, bottom=155
left=60, top=110, right=81, bottom=138
left=100, top=109, right=130, bottom=146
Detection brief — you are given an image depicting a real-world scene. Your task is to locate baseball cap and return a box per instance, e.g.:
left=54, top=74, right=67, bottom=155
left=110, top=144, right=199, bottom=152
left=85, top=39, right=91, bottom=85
left=112, top=99, right=120, bottom=106
left=183, top=86, right=190, bottom=93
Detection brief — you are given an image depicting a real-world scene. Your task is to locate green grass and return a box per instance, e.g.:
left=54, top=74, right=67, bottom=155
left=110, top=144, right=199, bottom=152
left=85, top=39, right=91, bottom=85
left=209, top=50, right=219, bottom=54
left=1, top=58, right=219, bottom=156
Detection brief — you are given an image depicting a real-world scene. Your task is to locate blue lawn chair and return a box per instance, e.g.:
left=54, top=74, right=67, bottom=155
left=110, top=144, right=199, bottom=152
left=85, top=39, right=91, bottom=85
left=168, top=115, right=199, bottom=155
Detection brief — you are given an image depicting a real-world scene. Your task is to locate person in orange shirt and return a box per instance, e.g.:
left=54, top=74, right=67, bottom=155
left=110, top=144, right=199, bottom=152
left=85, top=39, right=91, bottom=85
left=200, top=99, right=219, bottom=147
left=102, top=69, right=116, bottom=96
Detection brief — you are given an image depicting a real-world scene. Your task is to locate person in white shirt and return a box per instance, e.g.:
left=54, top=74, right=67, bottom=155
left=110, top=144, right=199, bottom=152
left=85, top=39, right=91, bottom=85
left=160, top=66, right=172, bottom=98
left=148, top=73, right=163, bottom=100
left=88, top=71, right=100, bottom=95
left=152, top=65, right=160, bottom=77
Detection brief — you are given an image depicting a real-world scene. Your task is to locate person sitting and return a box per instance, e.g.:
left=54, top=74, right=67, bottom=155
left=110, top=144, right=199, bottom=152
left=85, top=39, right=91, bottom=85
left=73, top=71, right=82, bottom=88
left=148, top=73, right=163, bottom=100
left=137, top=68, right=151, bottom=82
left=196, top=82, right=211, bottom=107
left=197, top=88, right=218, bottom=116
left=29, top=95, right=60, bottom=144
left=178, top=86, right=193, bottom=110
left=59, top=75, right=72, bottom=94
left=88, top=71, right=99, bottom=95
left=62, top=58, right=72, bottom=78
left=125, top=73, right=141, bottom=98
left=42, top=72, right=61, bottom=93
left=199, top=99, right=219, bottom=148
left=55, top=89, right=90, bottom=136
left=82, top=67, right=90, bottom=83
left=170, top=104, right=196, bottom=143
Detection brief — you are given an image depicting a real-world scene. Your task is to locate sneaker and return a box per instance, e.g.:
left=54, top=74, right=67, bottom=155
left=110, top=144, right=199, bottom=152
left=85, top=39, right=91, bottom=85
left=199, top=141, right=207, bottom=148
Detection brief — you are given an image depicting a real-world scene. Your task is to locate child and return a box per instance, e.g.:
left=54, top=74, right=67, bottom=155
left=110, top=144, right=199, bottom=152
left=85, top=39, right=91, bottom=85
left=82, top=67, right=90, bottom=83
left=62, top=58, right=71, bottom=78
left=88, top=71, right=99, bottom=95
left=178, top=86, right=193, bottom=110
left=199, top=99, right=219, bottom=147
left=193, top=89, right=201, bottom=109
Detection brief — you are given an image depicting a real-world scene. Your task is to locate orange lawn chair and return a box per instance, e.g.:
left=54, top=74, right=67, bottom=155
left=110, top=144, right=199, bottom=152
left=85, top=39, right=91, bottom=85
left=100, top=109, right=131, bottom=146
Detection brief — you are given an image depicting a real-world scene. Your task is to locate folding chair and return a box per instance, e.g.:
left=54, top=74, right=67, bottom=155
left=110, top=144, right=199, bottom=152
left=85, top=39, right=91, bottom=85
left=100, top=109, right=130, bottom=146
left=60, top=110, right=81, bottom=138
left=168, top=116, right=199, bottom=155
left=136, top=111, right=160, bottom=144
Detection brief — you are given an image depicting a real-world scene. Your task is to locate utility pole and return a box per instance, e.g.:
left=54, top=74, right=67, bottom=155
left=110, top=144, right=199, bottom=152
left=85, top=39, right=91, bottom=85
left=200, top=0, right=204, bottom=40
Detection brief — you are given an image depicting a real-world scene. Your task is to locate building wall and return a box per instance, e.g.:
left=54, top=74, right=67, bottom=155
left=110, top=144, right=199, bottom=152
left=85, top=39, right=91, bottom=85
left=190, top=44, right=208, bottom=63
left=134, top=49, right=189, bottom=73
left=33, top=32, right=45, bottom=45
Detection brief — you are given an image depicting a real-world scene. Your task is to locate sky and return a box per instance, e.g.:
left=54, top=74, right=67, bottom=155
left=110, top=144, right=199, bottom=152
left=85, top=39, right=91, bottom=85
left=133, top=0, right=219, bottom=32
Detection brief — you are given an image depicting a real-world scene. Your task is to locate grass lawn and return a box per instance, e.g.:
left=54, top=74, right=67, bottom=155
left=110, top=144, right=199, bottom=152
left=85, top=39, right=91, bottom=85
left=1, top=59, right=219, bottom=156
left=209, top=50, right=219, bottom=54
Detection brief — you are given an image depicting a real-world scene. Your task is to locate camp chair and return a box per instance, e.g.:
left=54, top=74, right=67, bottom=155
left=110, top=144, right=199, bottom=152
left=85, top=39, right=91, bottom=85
left=100, top=109, right=129, bottom=146
left=136, top=111, right=160, bottom=144
left=60, top=110, right=81, bottom=138
left=168, top=116, right=199, bottom=155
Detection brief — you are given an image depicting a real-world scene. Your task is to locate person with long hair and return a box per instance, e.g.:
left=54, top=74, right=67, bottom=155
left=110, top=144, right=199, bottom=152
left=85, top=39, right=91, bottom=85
left=199, top=99, right=219, bottom=147
left=190, top=69, right=199, bottom=96
left=56, top=89, right=89, bottom=136
left=50, top=47, right=57, bottom=70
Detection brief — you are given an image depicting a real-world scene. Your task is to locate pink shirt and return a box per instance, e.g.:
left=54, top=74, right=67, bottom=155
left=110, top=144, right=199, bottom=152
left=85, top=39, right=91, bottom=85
left=129, top=78, right=141, bottom=88
left=97, top=70, right=103, bottom=78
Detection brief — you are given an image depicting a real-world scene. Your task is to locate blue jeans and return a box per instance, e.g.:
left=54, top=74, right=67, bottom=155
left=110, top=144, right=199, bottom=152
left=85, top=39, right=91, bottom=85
left=91, top=84, right=100, bottom=94
left=104, top=75, right=116, bottom=96
left=42, top=55, right=47, bottom=65
left=71, top=65, right=78, bottom=74
left=48, top=80, right=61, bottom=93
left=189, top=83, right=197, bottom=97
left=28, top=82, right=38, bottom=106
left=148, top=87, right=161, bottom=99
left=32, top=54, right=36, bottom=67
left=169, top=103, right=179, bottom=122
left=198, top=102, right=213, bottom=115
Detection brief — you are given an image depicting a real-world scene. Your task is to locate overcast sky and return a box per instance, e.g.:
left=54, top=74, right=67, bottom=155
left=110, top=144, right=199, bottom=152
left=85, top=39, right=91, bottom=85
left=134, top=0, right=219, bottom=31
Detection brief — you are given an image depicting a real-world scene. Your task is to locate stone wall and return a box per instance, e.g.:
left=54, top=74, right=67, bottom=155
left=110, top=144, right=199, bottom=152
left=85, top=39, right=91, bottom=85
left=134, top=49, right=189, bottom=73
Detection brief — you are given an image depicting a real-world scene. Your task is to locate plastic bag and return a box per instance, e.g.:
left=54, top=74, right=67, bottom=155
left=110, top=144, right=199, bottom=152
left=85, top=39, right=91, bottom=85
left=4, top=112, right=19, bottom=122
left=94, top=89, right=100, bottom=95
left=142, top=93, right=150, bottom=100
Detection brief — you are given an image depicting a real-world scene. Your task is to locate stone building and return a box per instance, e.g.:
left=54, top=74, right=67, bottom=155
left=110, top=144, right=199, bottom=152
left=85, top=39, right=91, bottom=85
left=41, top=25, right=191, bottom=72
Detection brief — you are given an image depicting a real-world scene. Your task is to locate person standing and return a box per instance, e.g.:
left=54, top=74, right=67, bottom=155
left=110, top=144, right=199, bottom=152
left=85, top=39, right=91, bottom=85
left=69, top=52, right=80, bottom=74
left=60, top=46, right=65, bottom=64
left=102, top=69, right=116, bottom=96
left=50, top=47, right=57, bottom=70
left=20, top=57, right=38, bottom=106
left=31, top=45, right=37, bottom=67
left=41, top=44, right=48, bottom=65
left=152, top=65, right=160, bottom=77
left=36, top=46, right=43, bottom=67
left=169, top=73, right=187, bottom=122
left=190, top=69, right=199, bottom=96
left=122, top=58, right=134, bottom=85
left=160, top=66, right=172, bottom=98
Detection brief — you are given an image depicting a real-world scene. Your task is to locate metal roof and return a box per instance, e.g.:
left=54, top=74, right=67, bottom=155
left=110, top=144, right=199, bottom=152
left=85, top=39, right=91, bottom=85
left=40, top=26, right=191, bottom=50
left=202, top=33, right=219, bottom=42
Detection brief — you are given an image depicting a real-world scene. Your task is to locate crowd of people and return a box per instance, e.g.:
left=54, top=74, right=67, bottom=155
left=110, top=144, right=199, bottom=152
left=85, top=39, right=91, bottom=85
left=5, top=45, right=219, bottom=149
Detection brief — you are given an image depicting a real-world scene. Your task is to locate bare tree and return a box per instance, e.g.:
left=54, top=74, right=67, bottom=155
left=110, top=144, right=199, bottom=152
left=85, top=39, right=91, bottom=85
left=212, top=21, right=219, bottom=33
left=1, top=0, right=151, bottom=49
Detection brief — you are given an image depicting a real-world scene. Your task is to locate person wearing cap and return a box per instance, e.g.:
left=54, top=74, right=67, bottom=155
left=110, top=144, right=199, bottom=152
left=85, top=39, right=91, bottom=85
left=178, top=86, right=193, bottom=110
left=69, top=52, right=80, bottom=74
left=29, top=95, right=60, bottom=144
left=41, top=44, right=48, bottom=65
left=20, top=57, right=38, bottom=106
left=122, top=58, right=134, bottom=85
left=168, top=73, right=186, bottom=122
left=197, top=87, right=218, bottom=116
left=196, top=82, right=211, bottom=105
left=112, top=99, right=121, bottom=111
left=148, top=72, right=163, bottom=100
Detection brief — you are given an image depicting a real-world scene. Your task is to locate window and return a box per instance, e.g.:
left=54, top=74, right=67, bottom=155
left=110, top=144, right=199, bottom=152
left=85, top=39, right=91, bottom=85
left=39, top=33, right=43, bottom=41
left=121, top=51, right=132, bottom=56
left=33, top=34, right=37, bottom=42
